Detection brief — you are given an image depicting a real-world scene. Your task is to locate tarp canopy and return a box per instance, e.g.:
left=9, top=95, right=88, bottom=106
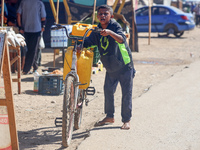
left=73, top=0, right=107, bottom=6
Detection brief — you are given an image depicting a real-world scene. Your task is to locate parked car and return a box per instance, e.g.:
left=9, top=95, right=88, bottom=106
left=135, top=5, right=195, bottom=37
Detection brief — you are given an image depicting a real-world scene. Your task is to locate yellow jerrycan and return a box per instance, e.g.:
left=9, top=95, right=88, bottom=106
left=63, top=47, right=94, bottom=89
left=63, top=46, right=73, bottom=81
left=77, top=49, right=94, bottom=89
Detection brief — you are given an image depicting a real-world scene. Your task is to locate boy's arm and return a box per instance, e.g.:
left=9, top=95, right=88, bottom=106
left=83, top=32, right=98, bottom=48
left=100, top=29, right=123, bottom=43
left=17, top=13, right=24, bottom=34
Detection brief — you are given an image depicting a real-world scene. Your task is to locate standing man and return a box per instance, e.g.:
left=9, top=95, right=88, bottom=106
left=17, top=0, right=46, bottom=74
left=193, top=3, right=200, bottom=26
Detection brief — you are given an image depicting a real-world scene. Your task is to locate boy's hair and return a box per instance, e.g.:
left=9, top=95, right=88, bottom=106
left=97, top=5, right=113, bottom=15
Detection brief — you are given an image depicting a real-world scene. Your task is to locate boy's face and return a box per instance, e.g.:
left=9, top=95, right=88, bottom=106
left=97, top=8, right=113, bottom=27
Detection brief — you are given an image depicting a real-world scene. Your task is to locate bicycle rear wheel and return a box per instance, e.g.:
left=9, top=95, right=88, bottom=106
left=74, top=89, right=85, bottom=130
left=62, top=76, right=76, bottom=147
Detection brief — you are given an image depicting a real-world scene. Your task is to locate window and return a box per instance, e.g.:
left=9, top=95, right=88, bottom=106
left=159, top=8, right=170, bottom=15
left=152, top=7, right=170, bottom=15
left=136, top=7, right=149, bottom=16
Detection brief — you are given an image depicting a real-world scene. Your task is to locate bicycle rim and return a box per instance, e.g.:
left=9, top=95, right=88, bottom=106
left=62, top=76, right=76, bottom=147
left=74, top=89, right=84, bottom=130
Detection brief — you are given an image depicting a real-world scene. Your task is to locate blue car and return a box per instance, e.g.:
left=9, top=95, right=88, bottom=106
left=136, top=5, right=195, bottom=37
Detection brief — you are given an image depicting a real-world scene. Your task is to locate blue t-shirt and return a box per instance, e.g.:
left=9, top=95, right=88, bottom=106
left=17, top=0, right=46, bottom=32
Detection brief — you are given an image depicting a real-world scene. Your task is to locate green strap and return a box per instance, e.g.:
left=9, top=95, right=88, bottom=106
left=116, top=41, right=130, bottom=65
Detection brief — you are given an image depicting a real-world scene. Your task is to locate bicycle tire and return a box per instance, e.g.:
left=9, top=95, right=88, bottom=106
left=62, top=76, right=76, bottom=147
left=74, top=89, right=84, bottom=130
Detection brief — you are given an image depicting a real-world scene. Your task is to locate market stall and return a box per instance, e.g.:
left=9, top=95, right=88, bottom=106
left=0, top=0, right=24, bottom=94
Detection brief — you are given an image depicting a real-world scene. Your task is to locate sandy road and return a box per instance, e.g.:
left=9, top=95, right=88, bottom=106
left=3, top=27, right=200, bottom=149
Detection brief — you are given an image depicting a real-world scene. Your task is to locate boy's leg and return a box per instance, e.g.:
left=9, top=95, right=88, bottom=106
left=104, top=72, right=118, bottom=118
left=119, top=68, right=134, bottom=123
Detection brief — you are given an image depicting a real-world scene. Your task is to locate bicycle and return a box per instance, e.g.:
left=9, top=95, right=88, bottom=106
left=51, top=24, right=100, bottom=147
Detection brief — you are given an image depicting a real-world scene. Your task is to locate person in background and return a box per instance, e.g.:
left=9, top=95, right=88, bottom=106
left=193, top=3, right=200, bottom=26
left=6, top=0, right=19, bottom=26
left=5, top=0, right=26, bottom=72
left=17, top=0, right=46, bottom=74
left=83, top=5, right=135, bottom=130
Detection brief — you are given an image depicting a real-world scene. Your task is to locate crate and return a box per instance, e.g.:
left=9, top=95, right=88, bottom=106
left=50, top=25, right=73, bottom=48
left=38, top=75, right=63, bottom=95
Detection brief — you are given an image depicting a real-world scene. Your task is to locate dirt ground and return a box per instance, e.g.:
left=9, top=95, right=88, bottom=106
left=1, top=27, right=200, bottom=150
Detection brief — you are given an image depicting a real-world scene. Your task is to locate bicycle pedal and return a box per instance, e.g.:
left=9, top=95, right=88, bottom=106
left=86, top=87, right=95, bottom=95
left=55, top=117, right=62, bottom=127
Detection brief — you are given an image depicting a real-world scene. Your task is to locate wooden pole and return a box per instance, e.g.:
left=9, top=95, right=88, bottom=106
left=49, top=0, right=57, bottom=22
left=148, top=0, right=152, bottom=45
left=92, top=0, right=97, bottom=24
left=56, top=0, right=60, bottom=24
left=112, top=0, right=119, bottom=12
left=177, top=0, right=179, bottom=9
left=131, top=0, right=135, bottom=51
left=63, top=0, right=72, bottom=24
left=1, top=0, right=4, bottom=27
left=117, top=0, right=125, bottom=14
left=3, top=37, right=19, bottom=150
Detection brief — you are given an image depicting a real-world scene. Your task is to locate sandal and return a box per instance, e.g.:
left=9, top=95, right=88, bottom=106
left=121, top=121, right=130, bottom=130
left=95, top=117, right=114, bottom=126
left=22, top=71, right=33, bottom=75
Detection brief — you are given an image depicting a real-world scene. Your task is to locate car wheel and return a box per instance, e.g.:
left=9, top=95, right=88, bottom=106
left=174, top=31, right=184, bottom=38
left=167, top=27, right=175, bottom=35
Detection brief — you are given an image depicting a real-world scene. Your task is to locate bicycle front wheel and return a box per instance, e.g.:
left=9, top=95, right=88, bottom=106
left=62, top=76, right=76, bottom=147
left=74, top=89, right=85, bottom=130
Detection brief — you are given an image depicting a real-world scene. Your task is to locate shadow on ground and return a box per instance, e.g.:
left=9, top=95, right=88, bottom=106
left=18, top=126, right=93, bottom=150
left=18, top=126, right=63, bottom=149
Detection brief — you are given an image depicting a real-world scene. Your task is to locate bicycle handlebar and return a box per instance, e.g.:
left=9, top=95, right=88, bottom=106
left=51, top=24, right=102, bottom=41
left=51, top=24, right=102, bottom=50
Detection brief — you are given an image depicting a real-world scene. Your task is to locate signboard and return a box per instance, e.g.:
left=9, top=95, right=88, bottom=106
left=0, top=33, right=5, bottom=77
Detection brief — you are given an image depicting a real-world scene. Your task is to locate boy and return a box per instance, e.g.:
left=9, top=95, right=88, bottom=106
left=83, top=5, right=135, bottom=130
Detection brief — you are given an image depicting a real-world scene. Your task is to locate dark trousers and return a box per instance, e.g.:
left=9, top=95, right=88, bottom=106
left=196, top=15, right=200, bottom=25
left=104, top=68, right=135, bottom=123
left=23, top=32, right=41, bottom=73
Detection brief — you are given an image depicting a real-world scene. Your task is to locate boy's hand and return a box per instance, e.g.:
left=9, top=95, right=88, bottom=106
left=100, top=29, right=111, bottom=36
left=100, top=29, right=123, bottom=43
